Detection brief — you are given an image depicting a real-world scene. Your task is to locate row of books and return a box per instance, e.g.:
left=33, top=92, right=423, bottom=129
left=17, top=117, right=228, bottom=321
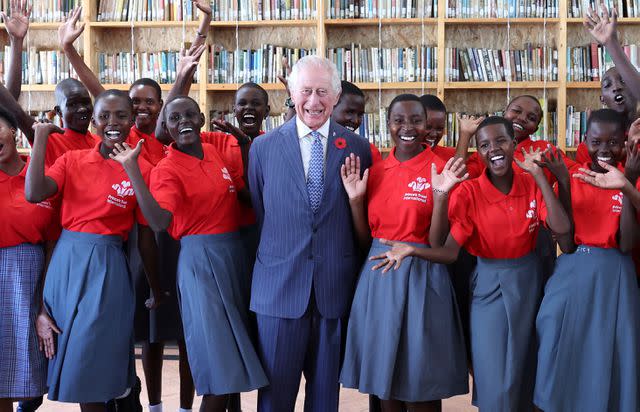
left=97, top=51, right=200, bottom=84
left=208, top=45, right=315, bottom=84
left=326, top=0, right=438, bottom=18
left=565, top=105, right=587, bottom=147
left=445, top=46, right=558, bottom=82
left=568, top=0, right=640, bottom=18
left=0, top=0, right=79, bottom=22
left=446, top=0, right=558, bottom=17
left=1, top=48, right=78, bottom=85
left=328, top=45, right=438, bottom=83
left=97, top=0, right=199, bottom=21
left=211, top=0, right=316, bottom=20
left=567, top=43, right=640, bottom=82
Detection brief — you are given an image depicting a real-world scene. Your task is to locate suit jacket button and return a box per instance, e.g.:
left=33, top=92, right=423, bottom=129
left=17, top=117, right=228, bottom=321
left=312, top=228, right=317, bottom=233
left=308, top=255, right=313, bottom=260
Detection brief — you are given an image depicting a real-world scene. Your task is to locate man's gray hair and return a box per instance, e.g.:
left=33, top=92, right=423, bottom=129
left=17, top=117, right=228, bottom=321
left=288, top=55, right=342, bottom=96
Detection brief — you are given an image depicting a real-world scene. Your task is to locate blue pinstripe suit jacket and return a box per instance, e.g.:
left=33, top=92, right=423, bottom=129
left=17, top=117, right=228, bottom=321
left=248, top=118, right=373, bottom=319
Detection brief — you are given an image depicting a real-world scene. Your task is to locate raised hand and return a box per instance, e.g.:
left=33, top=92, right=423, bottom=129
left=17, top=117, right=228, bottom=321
left=625, top=140, right=640, bottom=183
left=431, top=157, right=469, bottom=194
left=457, top=113, right=484, bottom=139
left=192, top=0, right=212, bottom=15
left=277, top=57, right=292, bottom=95
left=36, top=310, right=61, bottom=360
left=537, top=148, right=569, bottom=183
left=514, top=146, right=544, bottom=176
left=369, top=239, right=415, bottom=273
left=212, top=118, right=251, bottom=144
left=58, top=6, right=84, bottom=48
left=584, top=3, right=618, bottom=45
left=109, top=141, right=143, bottom=168
left=178, top=44, right=206, bottom=79
left=340, top=153, right=369, bottom=201
left=628, top=117, right=640, bottom=146
left=32, top=120, right=64, bottom=137
left=1, top=0, right=32, bottom=40
left=573, top=162, right=627, bottom=189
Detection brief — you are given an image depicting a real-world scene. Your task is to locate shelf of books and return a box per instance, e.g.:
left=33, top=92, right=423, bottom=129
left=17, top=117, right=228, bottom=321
left=2, top=0, right=639, bottom=152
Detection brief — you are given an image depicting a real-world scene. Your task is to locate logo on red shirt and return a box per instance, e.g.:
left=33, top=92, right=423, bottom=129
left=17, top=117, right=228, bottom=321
left=612, top=192, right=624, bottom=213
left=222, top=167, right=236, bottom=193
left=108, top=180, right=135, bottom=209
left=36, top=200, right=53, bottom=210
left=526, top=199, right=539, bottom=233
left=404, top=177, right=431, bottom=203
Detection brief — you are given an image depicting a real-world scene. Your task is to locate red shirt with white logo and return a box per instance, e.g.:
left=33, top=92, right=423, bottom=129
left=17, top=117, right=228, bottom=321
left=200, top=131, right=255, bottom=227
left=127, top=126, right=167, bottom=166
left=367, top=147, right=445, bottom=245
left=449, top=171, right=548, bottom=259
left=467, top=137, right=575, bottom=181
left=570, top=162, right=640, bottom=249
left=370, top=143, right=383, bottom=164
left=45, top=143, right=152, bottom=240
left=0, top=156, right=60, bottom=248
left=45, top=128, right=100, bottom=168
left=150, top=143, right=245, bottom=240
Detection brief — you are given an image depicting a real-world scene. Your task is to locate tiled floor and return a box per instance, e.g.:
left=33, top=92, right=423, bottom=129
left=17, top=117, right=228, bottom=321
left=33, top=347, right=475, bottom=411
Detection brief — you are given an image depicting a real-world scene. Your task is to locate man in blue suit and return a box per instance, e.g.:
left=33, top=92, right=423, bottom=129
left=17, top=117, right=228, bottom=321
left=248, top=55, right=373, bottom=411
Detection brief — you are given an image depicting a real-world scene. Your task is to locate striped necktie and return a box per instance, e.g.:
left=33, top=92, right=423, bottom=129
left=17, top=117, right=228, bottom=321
left=307, top=131, right=324, bottom=213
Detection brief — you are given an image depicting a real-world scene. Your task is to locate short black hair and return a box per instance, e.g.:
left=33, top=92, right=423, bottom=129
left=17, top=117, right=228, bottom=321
left=237, top=82, right=269, bottom=104
left=506, top=94, right=542, bottom=114
left=165, top=95, right=200, bottom=112
left=477, top=116, right=515, bottom=140
left=130, top=78, right=162, bottom=101
left=54, top=78, right=89, bottom=105
left=94, top=89, right=133, bottom=110
left=387, top=94, right=423, bottom=118
left=0, top=107, right=17, bottom=129
left=339, top=81, right=365, bottom=102
left=420, top=94, right=446, bottom=113
left=586, top=108, right=626, bottom=135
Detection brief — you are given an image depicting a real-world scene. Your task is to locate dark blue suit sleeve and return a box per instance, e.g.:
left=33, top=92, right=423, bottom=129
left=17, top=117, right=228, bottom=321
left=248, top=142, right=265, bottom=229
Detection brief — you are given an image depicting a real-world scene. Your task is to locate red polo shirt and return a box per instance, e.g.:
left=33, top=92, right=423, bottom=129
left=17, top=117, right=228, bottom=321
left=127, top=126, right=167, bottom=166
left=449, top=171, right=548, bottom=259
left=46, top=143, right=152, bottom=239
left=45, top=128, right=100, bottom=168
left=367, top=147, right=445, bottom=245
left=150, top=143, right=245, bottom=240
left=0, top=156, right=60, bottom=247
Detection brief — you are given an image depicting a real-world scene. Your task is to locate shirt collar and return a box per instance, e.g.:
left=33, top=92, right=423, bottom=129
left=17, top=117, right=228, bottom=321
left=296, top=117, right=331, bottom=140
left=131, top=125, right=152, bottom=139
left=167, top=143, right=212, bottom=170
left=478, top=169, right=528, bottom=204
left=384, top=145, right=435, bottom=172
left=0, top=155, right=29, bottom=182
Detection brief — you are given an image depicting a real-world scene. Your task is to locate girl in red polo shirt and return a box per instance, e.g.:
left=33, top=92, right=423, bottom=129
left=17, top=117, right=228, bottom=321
left=339, top=94, right=470, bottom=411
left=110, top=95, right=268, bottom=412
left=0, top=108, right=59, bottom=411
left=370, top=116, right=571, bottom=411
left=24, top=90, right=162, bottom=411
left=534, top=109, right=640, bottom=411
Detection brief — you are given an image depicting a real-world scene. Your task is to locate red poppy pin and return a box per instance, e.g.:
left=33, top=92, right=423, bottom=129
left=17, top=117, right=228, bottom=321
left=335, top=137, right=347, bottom=149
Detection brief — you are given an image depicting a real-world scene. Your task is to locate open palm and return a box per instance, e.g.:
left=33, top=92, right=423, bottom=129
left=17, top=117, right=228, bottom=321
left=341, top=153, right=368, bottom=200
left=584, top=4, right=617, bottom=45
left=1, top=0, right=32, bottom=40
left=431, top=157, right=468, bottom=193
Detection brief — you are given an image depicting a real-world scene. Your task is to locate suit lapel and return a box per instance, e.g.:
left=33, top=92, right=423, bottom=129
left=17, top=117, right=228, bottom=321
left=324, top=122, right=345, bottom=194
left=279, top=120, right=308, bottom=201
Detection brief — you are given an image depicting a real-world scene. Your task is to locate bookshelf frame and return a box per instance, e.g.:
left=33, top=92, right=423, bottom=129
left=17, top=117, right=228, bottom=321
left=2, top=0, right=638, bottom=153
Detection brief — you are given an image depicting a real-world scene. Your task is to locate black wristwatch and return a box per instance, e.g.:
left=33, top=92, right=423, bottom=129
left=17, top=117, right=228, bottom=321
left=284, top=97, right=295, bottom=109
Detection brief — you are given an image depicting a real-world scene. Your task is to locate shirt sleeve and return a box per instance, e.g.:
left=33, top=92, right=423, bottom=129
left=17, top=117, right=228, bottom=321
left=575, top=142, right=590, bottom=164
left=370, top=143, right=383, bottom=164
left=149, top=165, right=182, bottom=216
left=466, top=153, right=484, bottom=179
left=45, top=151, right=69, bottom=195
left=448, top=184, right=474, bottom=247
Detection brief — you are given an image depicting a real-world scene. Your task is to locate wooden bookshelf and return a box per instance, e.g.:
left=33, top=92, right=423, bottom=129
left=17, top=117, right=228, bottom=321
left=3, top=0, right=639, bottom=152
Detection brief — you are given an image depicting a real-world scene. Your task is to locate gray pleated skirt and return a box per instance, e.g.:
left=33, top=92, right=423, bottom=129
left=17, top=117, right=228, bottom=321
left=340, top=239, right=469, bottom=402
left=177, top=233, right=268, bottom=396
left=470, top=253, right=542, bottom=412
left=535, top=246, right=640, bottom=412
left=44, top=230, right=135, bottom=403
left=0, top=243, right=47, bottom=398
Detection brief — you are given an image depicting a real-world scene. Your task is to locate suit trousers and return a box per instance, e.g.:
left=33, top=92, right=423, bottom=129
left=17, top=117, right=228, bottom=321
left=255, top=297, right=343, bottom=412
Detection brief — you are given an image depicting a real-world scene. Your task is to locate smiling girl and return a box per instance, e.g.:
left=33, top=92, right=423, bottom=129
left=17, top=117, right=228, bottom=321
left=24, top=90, right=161, bottom=412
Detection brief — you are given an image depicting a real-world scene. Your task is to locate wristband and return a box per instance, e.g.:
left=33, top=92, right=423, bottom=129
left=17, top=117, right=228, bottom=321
left=196, top=30, right=206, bottom=38
left=432, top=187, right=449, bottom=196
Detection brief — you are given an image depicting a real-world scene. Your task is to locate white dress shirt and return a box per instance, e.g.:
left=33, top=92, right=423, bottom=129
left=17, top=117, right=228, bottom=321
left=296, top=117, right=330, bottom=179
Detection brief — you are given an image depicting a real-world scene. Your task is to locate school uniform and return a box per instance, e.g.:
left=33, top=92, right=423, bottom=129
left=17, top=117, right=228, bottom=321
left=0, top=156, right=59, bottom=399
left=340, top=147, right=468, bottom=402
left=44, top=128, right=100, bottom=168
left=449, top=171, right=548, bottom=411
left=126, top=126, right=167, bottom=167
left=149, top=142, right=268, bottom=396
left=370, top=143, right=383, bottom=163
left=42, top=142, right=153, bottom=403
left=432, top=144, right=456, bottom=162
left=534, top=163, right=640, bottom=412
